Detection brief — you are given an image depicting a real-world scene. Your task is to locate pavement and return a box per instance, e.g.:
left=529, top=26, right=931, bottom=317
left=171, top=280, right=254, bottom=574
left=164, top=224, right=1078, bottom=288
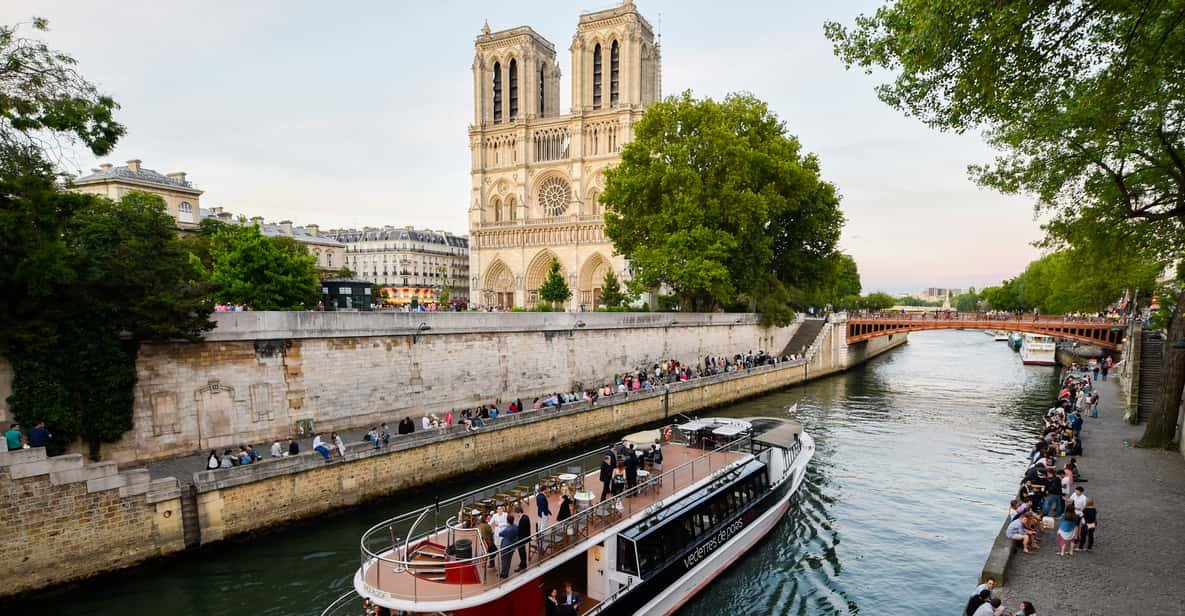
left=998, top=375, right=1185, bottom=615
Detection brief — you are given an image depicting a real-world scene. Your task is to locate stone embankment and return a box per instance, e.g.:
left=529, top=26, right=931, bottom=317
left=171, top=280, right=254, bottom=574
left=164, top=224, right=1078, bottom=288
left=0, top=313, right=907, bottom=598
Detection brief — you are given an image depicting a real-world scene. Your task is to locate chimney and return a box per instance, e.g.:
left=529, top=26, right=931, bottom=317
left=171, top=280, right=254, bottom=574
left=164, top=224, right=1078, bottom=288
left=126, top=159, right=142, bottom=173
left=306, top=224, right=319, bottom=237
left=99, top=163, right=113, bottom=172
left=250, top=216, right=264, bottom=226
left=167, top=171, right=187, bottom=184
left=210, top=206, right=223, bottom=214
left=279, top=220, right=293, bottom=234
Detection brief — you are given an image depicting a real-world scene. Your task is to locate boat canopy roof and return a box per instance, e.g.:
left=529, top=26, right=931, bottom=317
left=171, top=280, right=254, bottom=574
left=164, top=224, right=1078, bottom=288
left=712, top=425, right=747, bottom=437
left=623, top=429, right=661, bottom=447
left=755, top=420, right=803, bottom=449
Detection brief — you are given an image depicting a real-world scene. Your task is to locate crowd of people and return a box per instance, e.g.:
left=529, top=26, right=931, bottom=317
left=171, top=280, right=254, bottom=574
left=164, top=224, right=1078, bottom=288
left=967, top=367, right=1104, bottom=616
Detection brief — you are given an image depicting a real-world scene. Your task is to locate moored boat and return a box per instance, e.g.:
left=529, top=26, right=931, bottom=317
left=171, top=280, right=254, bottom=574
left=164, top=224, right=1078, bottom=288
left=330, top=417, right=814, bottom=616
left=1020, top=333, right=1057, bottom=366
left=992, top=330, right=1010, bottom=342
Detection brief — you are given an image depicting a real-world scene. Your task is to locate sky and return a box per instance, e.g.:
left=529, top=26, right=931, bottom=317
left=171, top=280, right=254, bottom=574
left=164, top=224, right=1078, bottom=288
left=3, top=0, right=1047, bottom=294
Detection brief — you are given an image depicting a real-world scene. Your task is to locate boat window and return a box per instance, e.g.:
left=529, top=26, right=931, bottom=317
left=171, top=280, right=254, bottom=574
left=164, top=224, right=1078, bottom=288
left=617, top=538, right=639, bottom=576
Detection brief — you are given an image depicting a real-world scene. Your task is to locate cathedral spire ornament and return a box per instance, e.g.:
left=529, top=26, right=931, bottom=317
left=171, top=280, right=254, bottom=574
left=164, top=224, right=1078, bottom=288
left=481, top=19, right=490, bottom=36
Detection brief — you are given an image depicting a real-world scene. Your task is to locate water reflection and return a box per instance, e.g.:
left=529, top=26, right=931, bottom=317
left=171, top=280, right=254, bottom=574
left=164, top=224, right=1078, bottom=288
left=4, top=330, right=1057, bottom=616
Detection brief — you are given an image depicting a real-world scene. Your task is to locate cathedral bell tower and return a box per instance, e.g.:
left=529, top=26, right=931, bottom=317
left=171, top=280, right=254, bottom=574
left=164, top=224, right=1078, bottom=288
left=570, top=0, right=660, bottom=113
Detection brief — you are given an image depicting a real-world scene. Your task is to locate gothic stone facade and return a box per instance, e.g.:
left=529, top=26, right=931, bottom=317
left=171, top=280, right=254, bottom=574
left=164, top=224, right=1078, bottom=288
left=468, top=1, right=661, bottom=309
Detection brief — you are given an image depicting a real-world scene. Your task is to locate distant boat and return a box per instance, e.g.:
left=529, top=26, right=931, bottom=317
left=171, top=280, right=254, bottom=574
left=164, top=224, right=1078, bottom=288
left=1020, top=333, right=1057, bottom=366
left=993, top=331, right=1011, bottom=342
left=1009, top=332, right=1023, bottom=352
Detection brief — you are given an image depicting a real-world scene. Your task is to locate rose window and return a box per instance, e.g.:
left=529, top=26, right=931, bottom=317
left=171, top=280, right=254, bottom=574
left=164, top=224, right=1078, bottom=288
left=538, top=177, right=571, bottom=217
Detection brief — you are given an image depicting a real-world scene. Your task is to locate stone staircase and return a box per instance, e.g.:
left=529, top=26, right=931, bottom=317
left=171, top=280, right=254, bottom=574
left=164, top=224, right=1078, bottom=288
left=781, top=318, right=826, bottom=358
left=1138, top=329, right=1165, bottom=423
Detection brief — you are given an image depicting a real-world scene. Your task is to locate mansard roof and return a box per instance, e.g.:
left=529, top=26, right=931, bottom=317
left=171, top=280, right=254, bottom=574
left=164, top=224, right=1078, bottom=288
left=74, top=163, right=202, bottom=194
left=332, top=226, right=469, bottom=248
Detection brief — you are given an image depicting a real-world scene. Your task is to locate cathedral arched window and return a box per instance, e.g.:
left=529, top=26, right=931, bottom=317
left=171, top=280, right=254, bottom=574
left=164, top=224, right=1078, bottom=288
left=507, top=194, right=517, bottom=220
left=492, top=197, right=502, bottom=222
left=592, top=44, right=603, bottom=109
left=509, top=59, right=519, bottom=120
left=492, top=62, right=503, bottom=123
left=610, top=41, right=620, bottom=107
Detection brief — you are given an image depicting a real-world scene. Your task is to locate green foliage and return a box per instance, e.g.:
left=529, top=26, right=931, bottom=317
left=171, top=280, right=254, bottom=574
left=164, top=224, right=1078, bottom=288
left=827, top=0, right=1184, bottom=447
left=1014, top=249, right=1162, bottom=314
left=439, top=287, right=451, bottom=307
left=895, top=295, right=943, bottom=308
left=209, top=223, right=319, bottom=310
left=601, top=92, right=846, bottom=323
left=321, top=266, right=357, bottom=280
left=599, top=270, right=628, bottom=308
left=538, top=258, right=572, bottom=308
left=838, top=292, right=896, bottom=311
left=4, top=187, right=213, bottom=459
left=0, top=19, right=125, bottom=170
left=951, top=291, right=980, bottom=313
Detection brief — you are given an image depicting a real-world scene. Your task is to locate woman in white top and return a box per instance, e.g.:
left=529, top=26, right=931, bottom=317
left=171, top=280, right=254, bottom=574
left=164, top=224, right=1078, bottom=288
left=333, top=432, right=347, bottom=457
left=270, top=441, right=282, bottom=457
left=490, top=506, right=510, bottom=537
left=422, top=414, right=432, bottom=430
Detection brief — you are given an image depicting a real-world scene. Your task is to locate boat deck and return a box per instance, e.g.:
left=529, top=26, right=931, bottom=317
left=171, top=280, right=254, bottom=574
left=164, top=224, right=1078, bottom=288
left=360, top=443, right=747, bottom=606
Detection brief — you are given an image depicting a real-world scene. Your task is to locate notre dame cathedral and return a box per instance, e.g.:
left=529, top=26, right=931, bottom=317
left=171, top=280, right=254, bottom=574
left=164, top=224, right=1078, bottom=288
left=467, top=0, right=661, bottom=309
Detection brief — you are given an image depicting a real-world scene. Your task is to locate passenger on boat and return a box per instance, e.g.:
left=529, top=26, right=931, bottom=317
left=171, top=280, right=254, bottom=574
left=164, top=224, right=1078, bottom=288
left=624, top=445, right=639, bottom=491
left=535, top=484, right=552, bottom=531
left=478, top=516, right=496, bottom=568
left=545, top=588, right=562, bottom=616
left=556, top=489, right=574, bottom=522
left=599, top=455, right=614, bottom=502
left=611, top=464, right=627, bottom=496
left=498, top=514, right=518, bottom=578
left=562, top=581, right=583, bottom=611
left=515, top=506, right=531, bottom=571
left=491, top=505, right=510, bottom=538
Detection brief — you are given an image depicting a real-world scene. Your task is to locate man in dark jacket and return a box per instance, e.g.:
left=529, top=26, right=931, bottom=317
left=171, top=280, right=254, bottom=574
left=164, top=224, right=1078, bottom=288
left=624, top=446, right=639, bottom=492
left=514, top=506, right=531, bottom=571
left=599, top=455, right=614, bottom=502
left=535, top=485, right=552, bottom=531
left=499, top=514, right=518, bottom=578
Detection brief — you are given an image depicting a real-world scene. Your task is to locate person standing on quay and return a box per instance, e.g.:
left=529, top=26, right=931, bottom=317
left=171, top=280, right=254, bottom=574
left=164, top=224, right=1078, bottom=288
left=1078, top=498, right=1098, bottom=551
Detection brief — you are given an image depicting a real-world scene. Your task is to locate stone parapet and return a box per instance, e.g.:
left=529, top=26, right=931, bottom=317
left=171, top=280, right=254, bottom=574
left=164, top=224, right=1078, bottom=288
left=201, top=310, right=763, bottom=341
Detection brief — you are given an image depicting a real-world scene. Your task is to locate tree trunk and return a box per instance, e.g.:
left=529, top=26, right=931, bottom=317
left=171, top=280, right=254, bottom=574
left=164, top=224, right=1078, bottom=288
left=1138, top=290, right=1185, bottom=448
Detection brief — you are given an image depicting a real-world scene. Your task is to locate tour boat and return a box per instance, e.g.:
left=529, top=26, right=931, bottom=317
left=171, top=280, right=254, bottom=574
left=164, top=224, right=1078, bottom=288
left=331, top=417, right=814, bottom=616
left=1020, top=333, right=1057, bottom=366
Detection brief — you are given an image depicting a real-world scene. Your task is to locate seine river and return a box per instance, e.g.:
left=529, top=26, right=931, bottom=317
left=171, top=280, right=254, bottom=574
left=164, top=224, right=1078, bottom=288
left=12, top=330, right=1056, bottom=615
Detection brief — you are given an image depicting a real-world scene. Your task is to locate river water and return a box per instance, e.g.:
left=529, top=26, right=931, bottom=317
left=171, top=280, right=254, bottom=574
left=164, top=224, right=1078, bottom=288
left=11, top=330, right=1058, bottom=615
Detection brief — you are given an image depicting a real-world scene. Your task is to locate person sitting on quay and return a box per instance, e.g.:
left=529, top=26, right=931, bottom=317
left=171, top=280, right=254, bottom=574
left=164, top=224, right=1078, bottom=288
left=1006, top=513, right=1034, bottom=554
left=270, top=440, right=283, bottom=457
left=5, top=423, right=23, bottom=451
left=206, top=449, right=221, bottom=470
left=220, top=449, right=236, bottom=468
left=312, top=433, right=333, bottom=460
left=421, top=413, right=433, bottom=431
left=332, top=432, right=347, bottom=457
left=287, top=437, right=300, bottom=456
left=237, top=447, right=253, bottom=466
left=397, top=416, right=415, bottom=435
left=27, top=420, right=51, bottom=449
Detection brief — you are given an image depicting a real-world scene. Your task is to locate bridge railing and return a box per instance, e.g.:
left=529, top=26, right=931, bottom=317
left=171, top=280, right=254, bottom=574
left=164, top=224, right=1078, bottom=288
left=849, top=311, right=1127, bottom=324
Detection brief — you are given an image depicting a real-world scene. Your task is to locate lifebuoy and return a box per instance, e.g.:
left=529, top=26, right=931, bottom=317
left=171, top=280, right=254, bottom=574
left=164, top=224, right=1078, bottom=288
left=661, top=425, right=673, bottom=441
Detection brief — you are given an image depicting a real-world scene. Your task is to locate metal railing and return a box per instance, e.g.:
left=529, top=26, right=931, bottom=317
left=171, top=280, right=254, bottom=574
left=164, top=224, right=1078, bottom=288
left=357, top=435, right=753, bottom=605
left=320, top=591, right=364, bottom=616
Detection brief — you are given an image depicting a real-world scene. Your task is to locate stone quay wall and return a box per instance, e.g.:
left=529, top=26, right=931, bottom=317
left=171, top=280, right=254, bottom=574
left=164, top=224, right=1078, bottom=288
left=0, top=314, right=906, bottom=598
left=195, top=317, right=906, bottom=543
left=0, top=312, right=795, bottom=466
left=0, top=446, right=185, bottom=597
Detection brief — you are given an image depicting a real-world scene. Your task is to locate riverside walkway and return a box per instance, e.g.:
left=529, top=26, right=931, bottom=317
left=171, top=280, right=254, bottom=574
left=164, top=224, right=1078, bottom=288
left=999, top=377, right=1185, bottom=615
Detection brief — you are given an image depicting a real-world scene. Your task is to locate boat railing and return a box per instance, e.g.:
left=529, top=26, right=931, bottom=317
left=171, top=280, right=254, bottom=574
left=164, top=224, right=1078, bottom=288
left=320, top=590, right=365, bottom=616
left=358, top=435, right=753, bottom=605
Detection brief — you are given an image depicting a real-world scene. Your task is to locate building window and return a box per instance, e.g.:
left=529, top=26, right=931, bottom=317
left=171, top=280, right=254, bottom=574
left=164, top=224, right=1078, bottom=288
left=179, top=201, right=194, bottom=223
left=592, top=44, right=602, bottom=109
left=492, top=62, right=503, bottom=123
left=327, top=253, right=333, bottom=267
left=538, top=177, right=571, bottom=217
left=508, top=59, right=519, bottom=120
left=610, top=41, right=620, bottom=106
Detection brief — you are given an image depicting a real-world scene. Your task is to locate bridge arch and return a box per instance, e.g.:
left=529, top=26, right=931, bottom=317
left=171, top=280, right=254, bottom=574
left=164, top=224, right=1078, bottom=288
left=845, top=313, right=1126, bottom=350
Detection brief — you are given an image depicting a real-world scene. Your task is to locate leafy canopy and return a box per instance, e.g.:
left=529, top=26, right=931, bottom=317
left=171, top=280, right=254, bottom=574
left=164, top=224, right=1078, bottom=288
left=209, top=222, right=320, bottom=310
left=601, top=92, right=845, bottom=324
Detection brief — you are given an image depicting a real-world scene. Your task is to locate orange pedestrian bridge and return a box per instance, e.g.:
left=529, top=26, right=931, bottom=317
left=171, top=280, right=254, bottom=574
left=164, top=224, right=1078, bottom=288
left=845, top=312, right=1128, bottom=350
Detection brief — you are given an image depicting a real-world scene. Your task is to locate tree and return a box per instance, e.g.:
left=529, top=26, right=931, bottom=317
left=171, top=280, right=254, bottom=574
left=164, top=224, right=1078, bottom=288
left=952, top=291, right=980, bottom=313
left=7, top=191, right=214, bottom=459
left=0, top=19, right=124, bottom=172
left=538, top=258, right=572, bottom=309
left=601, top=92, right=846, bottom=323
left=864, top=292, right=897, bottom=311
left=826, top=1, right=1185, bottom=447
left=599, top=269, right=628, bottom=308
left=209, top=223, right=319, bottom=310
left=321, top=266, right=356, bottom=280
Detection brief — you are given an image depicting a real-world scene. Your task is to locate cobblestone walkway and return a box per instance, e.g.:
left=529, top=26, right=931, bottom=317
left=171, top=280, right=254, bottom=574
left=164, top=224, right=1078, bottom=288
left=999, top=376, right=1185, bottom=615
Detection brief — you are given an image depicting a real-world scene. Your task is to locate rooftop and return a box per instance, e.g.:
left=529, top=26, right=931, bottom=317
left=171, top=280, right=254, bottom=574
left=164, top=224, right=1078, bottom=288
left=332, top=226, right=469, bottom=248
left=74, top=159, right=201, bottom=194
